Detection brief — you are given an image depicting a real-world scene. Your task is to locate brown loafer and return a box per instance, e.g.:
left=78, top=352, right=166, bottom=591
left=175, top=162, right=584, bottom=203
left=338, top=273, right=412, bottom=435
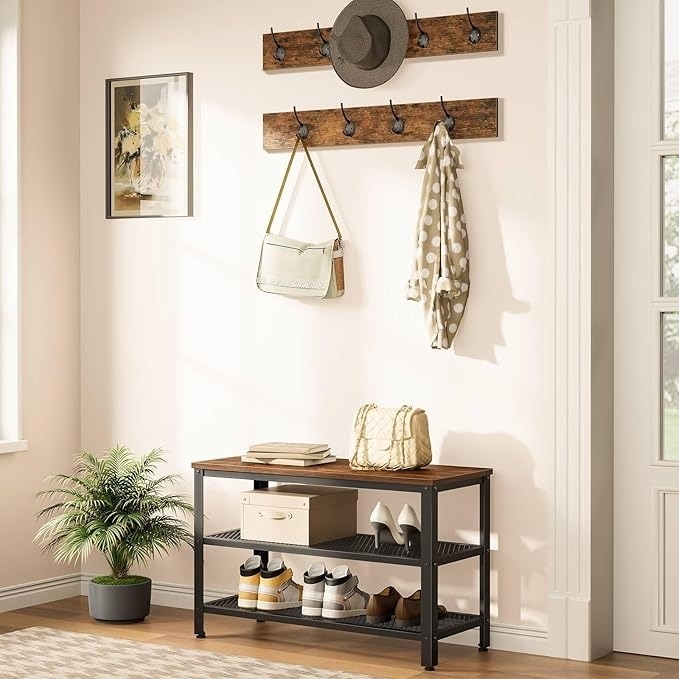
left=394, top=589, right=448, bottom=627
left=366, top=586, right=402, bottom=623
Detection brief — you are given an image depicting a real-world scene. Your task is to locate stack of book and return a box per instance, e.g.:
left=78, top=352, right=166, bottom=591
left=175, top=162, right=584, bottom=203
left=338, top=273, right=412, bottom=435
left=241, top=442, right=336, bottom=467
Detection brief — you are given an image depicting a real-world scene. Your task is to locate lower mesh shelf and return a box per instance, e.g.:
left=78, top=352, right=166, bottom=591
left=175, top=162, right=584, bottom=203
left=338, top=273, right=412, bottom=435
left=203, top=595, right=481, bottom=639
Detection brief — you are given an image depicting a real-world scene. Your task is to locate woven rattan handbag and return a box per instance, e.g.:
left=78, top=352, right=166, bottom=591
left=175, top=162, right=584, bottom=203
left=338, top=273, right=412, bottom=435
left=350, top=404, right=432, bottom=471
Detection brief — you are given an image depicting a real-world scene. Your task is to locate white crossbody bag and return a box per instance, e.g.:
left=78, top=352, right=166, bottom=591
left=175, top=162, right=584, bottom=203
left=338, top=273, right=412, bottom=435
left=256, top=136, right=344, bottom=299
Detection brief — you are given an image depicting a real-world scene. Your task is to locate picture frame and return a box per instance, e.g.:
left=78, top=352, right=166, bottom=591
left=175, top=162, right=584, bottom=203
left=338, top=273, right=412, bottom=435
left=106, top=72, right=193, bottom=218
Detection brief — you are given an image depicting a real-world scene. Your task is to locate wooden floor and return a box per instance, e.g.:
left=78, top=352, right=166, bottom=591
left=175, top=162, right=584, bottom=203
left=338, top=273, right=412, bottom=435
left=1, top=597, right=679, bottom=678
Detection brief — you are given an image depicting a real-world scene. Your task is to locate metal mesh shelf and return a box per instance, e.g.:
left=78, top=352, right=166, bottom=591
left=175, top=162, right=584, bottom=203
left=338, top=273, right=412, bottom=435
left=204, top=529, right=482, bottom=566
left=204, top=595, right=482, bottom=641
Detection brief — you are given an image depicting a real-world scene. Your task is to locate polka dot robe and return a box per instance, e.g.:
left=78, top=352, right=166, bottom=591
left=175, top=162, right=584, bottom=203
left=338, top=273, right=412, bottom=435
left=406, top=123, right=469, bottom=349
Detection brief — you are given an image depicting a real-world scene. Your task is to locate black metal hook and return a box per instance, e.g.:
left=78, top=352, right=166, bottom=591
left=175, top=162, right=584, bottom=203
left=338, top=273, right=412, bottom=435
left=316, top=23, right=331, bottom=58
left=440, top=97, right=455, bottom=132
left=389, top=99, right=405, bottom=134
left=293, top=106, right=309, bottom=139
left=414, top=13, right=429, bottom=48
left=340, top=103, right=355, bottom=137
left=466, top=8, right=481, bottom=44
left=270, top=27, right=286, bottom=62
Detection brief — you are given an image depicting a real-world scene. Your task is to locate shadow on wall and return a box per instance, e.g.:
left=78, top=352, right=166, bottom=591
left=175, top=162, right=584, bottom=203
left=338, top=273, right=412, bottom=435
left=439, top=430, right=548, bottom=627
left=452, top=160, right=530, bottom=363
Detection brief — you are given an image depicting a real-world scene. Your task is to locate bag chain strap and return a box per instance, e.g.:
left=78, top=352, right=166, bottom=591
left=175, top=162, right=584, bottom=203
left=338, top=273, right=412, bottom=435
left=266, top=136, right=343, bottom=241
left=391, top=405, right=412, bottom=468
left=356, top=403, right=375, bottom=468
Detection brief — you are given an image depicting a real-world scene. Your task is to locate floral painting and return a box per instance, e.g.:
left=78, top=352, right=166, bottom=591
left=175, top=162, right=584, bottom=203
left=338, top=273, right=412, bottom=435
left=106, top=72, right=192, bottom=218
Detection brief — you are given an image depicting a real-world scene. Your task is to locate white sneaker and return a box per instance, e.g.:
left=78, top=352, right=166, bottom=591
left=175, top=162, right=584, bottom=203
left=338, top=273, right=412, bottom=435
left=256, top=558, right=303, bottom=611
left=322, top=565, right=369, bottom=619
left=302, top=562, right=326, bottom=616
left=237, top=555, right=262, bottom=609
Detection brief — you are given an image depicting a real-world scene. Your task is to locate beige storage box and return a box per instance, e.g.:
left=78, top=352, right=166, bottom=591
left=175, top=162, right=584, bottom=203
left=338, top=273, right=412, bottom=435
left=240, top=484, right=357, bottom=546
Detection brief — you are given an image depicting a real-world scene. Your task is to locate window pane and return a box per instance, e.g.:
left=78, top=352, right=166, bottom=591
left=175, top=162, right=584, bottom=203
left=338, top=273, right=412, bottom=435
left=666, top=0, right=679, bottom=139
left=663, top=313, right=679, bottom=460
left=664, top=157, right=679, bottom=295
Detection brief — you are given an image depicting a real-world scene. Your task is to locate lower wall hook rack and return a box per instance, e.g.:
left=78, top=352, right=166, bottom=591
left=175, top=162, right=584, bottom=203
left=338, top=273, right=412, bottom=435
left=263, top=98, right=498, bottom=151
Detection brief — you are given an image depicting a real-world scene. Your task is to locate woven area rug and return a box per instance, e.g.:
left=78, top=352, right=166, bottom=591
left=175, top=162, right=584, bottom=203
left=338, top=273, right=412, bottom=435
left=0, top=627, right=381, bottom=679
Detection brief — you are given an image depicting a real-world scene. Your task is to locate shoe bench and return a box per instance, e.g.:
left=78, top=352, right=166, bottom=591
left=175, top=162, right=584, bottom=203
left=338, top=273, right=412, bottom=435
left=191, top=457, right=492, bottom=671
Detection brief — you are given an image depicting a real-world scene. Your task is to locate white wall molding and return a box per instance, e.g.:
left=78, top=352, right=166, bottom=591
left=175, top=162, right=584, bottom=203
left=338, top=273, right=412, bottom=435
left=549, top=0, right=593, bottom=660
left=0, top=574, right=81, bottom=613
left=550, top=0, right=591, bottom=23
left=0, top=0, right=26, bottom=452
left=548, top=0, right=614, bottom=661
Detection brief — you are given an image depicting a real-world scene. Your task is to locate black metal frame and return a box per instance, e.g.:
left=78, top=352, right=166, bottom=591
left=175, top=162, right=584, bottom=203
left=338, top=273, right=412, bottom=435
left=193, top=466, right=492, bottom=670
left=105, top=71, right=193, bottom=219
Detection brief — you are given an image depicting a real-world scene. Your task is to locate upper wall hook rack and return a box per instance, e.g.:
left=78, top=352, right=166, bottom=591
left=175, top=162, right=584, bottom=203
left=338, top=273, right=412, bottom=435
left=316, top=22, right=331, bottom=58
left=270, top=27, right=286, bottom=62
left=414, top=13, right=430, bottom=48
left=262, top=11, right=498, bottom=71
left=293, top=106, right=309, bottom=139
left=466, top=8, right=481, bottom=44
left=440, top=96, right=455, bottom=132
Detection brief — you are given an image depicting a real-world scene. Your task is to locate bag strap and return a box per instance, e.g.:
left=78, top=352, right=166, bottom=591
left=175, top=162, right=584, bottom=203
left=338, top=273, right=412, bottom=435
left=266, top=136, right=343, bottom=241
left=354, top=403, right=376, bottom=468
left=393, top=406, right=410, bottom=467
left=356, top=403, right=374, bottom=437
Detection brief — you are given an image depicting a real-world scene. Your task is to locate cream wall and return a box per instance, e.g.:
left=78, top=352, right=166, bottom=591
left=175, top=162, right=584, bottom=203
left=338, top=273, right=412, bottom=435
left=0, top=0, right=80, bottom=586
left=80, top=0, right=551, bottom=630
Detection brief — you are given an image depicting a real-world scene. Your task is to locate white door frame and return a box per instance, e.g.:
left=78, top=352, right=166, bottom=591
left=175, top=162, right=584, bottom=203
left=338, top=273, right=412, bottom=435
left=612, top=0, right=679, bottom=657
left=547, top=0, right=615, bottom=661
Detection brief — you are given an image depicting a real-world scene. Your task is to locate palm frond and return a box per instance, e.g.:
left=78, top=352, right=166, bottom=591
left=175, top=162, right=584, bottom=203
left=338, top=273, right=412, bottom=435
left=34, top=446, right=194, bottom=578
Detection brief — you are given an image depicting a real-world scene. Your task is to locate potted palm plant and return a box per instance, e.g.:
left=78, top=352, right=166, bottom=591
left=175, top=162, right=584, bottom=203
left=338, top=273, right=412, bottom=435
left=35, top=445, right=193, bottom=622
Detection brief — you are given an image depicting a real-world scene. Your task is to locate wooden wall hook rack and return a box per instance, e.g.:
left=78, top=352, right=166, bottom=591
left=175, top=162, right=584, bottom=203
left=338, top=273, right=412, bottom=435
left=263, top=11, right=498, bottom=71
left=263, top=98, right=498, bottom=151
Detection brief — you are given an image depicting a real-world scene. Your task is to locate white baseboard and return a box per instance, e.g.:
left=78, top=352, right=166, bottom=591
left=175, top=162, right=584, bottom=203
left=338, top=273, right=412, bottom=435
left=548, top=593, right=568, bottom=658
left=0, top=573, right=81, bottom=613
left=79, top=573, right=232, bottom=608
left=4, top=574, right=549, bottom=656
left=548, top=592, right=603, bottom=660
left=442, top=621, right=549, bottom=656
left=566, top=595, right=593, bottom=661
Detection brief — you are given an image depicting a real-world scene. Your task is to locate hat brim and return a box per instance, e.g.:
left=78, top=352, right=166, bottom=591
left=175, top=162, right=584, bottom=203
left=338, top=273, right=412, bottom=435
left=330, top=0, right=409, bottom=89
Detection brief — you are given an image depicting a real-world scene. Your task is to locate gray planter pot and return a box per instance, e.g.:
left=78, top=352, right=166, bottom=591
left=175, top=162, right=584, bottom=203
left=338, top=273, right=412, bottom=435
left=88, top=577, right=152, bottom=622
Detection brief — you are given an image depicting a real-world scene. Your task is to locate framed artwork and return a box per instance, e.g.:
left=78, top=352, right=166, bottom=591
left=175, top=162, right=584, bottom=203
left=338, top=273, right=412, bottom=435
left=106, top=72, right=193, bottom=218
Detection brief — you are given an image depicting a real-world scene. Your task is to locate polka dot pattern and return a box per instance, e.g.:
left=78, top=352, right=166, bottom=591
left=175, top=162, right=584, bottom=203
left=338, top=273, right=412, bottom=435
left=407, top=122, right=469, bottom=350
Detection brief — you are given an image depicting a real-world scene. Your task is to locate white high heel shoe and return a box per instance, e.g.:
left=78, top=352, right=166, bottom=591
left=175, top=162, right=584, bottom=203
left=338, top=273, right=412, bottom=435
left=370, top=501, right=405, bottom=548
left=397, top=504, right=421, bottom=553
